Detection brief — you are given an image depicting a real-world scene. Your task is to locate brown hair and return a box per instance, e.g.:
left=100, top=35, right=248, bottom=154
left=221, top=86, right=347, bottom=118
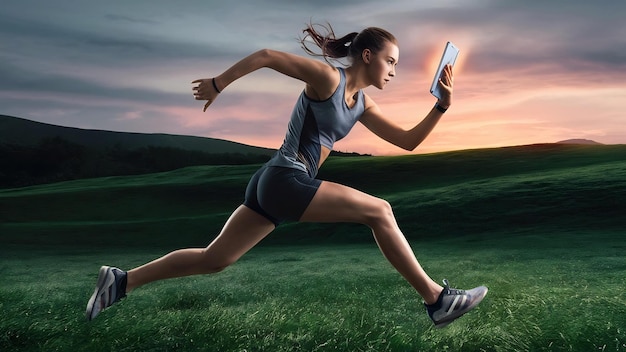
left=300, top=22, right=397, bottom=63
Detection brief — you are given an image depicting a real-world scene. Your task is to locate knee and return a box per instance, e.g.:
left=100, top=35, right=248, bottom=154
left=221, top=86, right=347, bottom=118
left=364, top=198, right=395, bottom=228
left=201, top=261, right=230, bottom=274
left=206, top=263, right=228, bottom=273
left=199, top=250, right=236, bottom=274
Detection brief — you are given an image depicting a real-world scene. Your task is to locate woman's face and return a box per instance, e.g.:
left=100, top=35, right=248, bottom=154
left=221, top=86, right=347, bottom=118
left=366, top=41, right=399, bottom=90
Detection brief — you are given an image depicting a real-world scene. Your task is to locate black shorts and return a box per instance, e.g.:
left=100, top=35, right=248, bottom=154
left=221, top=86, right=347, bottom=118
left=244, top=165, right=322, bottom=226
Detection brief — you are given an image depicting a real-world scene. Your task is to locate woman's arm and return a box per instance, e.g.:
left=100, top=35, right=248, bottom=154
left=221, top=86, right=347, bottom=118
left=360, top=100, right=446, bottom=151
left=359, top=64, right=454, bottom=151
left=193, top=49, right=338, bottom=111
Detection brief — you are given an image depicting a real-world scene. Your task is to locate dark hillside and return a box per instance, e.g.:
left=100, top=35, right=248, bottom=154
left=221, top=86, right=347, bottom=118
left=0, top=137, right=271, bottom=188
left=0, top=114, right=275, bottom=154
left=1, top=144, right=624, bottom=247
left=0, top=114, right=277, bottom=187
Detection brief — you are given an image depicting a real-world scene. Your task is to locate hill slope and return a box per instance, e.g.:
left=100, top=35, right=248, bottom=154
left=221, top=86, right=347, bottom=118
left=557, top=138, right=602, bottom=145
left=0, top=114, right=279, bottom=188
left=1, top=143, right=625, bottom=247
left=0, top=114, right=275, bottom=155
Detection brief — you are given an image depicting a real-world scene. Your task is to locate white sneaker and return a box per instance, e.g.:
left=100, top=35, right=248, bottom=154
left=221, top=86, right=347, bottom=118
left=85, top=266, right=127, bottom=321
left=425, top=279, right=488, bottom=328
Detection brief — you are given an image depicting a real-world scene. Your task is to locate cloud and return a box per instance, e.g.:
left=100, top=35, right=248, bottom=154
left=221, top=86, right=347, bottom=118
left=104, top=14, right=160, bottom=25
left=1, top=0, right=624, bottom=154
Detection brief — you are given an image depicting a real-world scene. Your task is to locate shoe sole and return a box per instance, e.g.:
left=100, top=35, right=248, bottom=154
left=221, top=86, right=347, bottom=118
left=434, top=286, right=488, bottom=328
left=85, top=266, right=113, bottom=321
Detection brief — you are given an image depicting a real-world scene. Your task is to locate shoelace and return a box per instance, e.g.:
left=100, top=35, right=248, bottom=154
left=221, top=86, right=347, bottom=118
left=442, top=279, right=466, bottom=296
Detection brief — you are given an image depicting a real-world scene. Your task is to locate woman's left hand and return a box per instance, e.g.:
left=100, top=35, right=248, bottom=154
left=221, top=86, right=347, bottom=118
left=437, top=64, right=453, bottom=109
left=192, top=78, right=220, bottom=112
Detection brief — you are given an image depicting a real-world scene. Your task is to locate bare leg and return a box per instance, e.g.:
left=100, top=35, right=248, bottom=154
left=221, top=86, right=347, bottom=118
left=126, top=205, right=275, bottom=292
left=300, top=181, right=443, bottom=304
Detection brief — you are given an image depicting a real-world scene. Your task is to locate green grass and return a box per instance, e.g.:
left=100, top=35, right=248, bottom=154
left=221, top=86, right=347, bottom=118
left=1, top=233, right=624, bottom=351
left=1, top=144, right=625, bottom=351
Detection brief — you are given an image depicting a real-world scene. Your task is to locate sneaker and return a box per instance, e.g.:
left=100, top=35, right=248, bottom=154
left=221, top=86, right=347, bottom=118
left=425, top=279, right=488, bottom=328
left=85, top=266, right=127, bottom=321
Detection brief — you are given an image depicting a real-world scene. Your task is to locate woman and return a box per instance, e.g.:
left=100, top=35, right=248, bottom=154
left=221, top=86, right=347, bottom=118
left=86, top=23, right=487, bottom=328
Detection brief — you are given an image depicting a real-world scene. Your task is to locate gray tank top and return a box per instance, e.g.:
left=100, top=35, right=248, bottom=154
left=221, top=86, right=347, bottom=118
left=266, top=67, right=365, bottom=177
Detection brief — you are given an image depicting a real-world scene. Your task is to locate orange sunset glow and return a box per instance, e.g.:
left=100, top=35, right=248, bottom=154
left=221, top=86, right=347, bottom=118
left=1, top=1, right=625, bottom=155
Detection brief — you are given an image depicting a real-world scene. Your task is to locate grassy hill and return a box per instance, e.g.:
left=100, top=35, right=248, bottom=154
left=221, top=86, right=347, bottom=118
left=1, top=143, right=624, bottom=247
left=1, top=143, right=625, bottom=351
left=0, top=114, right=275, bottom=155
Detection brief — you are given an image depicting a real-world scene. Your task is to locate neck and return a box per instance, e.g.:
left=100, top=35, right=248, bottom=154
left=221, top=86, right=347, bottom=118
left=343, top=64, right=369, bottom=96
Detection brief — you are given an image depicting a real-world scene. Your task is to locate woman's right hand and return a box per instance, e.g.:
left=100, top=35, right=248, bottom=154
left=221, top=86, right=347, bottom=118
left=436, top=64, right=453, bottom=109
left=192, top=78, right=221, bottom=112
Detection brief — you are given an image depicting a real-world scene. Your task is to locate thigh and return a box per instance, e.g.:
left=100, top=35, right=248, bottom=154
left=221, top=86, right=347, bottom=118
left=298, top=181, right=390, bottom=226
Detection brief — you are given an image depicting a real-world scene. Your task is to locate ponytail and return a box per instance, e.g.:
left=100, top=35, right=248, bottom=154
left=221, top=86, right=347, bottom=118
left=300, top=22, right=357, bottom=59
left=299, top=22, right=397, bottom=64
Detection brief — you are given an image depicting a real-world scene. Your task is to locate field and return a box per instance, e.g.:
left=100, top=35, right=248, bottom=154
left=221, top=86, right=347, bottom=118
left=1, top=144, right=625, bottom=351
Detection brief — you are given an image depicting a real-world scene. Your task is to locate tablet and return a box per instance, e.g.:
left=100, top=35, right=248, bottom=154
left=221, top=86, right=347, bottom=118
left=430, top=41, right=459, bottom=100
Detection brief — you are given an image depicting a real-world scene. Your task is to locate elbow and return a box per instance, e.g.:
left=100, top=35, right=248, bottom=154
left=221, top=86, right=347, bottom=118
left=399, top=138, right=422, bottom=151
left=256, top=48, right=288, bottom=70
left=244, top=49, right=271, bottom=69
left=401, top=132, right=429, bottom=151
left=389, top=132, right=419, bottom=151
left=397, top=142, right=414, bottom=151
left=255, top=48, right=274, bottom=66
left=257, top=48, right=272, bottom=57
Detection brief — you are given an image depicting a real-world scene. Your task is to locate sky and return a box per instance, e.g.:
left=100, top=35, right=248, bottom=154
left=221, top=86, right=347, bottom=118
left=1, top=0, right=625, bottom=155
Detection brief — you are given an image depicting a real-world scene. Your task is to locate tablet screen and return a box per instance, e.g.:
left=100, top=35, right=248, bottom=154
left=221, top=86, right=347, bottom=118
left=430, top=42, right=459, bottom=100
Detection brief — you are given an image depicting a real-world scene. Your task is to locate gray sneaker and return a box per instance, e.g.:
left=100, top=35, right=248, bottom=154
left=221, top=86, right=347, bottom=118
left=85, top=266, right=127, bottom=321
left=425, top=279, right=488, bottom=328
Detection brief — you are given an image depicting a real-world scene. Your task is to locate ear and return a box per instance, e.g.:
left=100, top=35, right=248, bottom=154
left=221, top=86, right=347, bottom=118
left=362, top=48, right=371, bottom=64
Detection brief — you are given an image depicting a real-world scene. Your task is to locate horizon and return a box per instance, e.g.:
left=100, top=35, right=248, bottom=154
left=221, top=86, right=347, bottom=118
left=1, top=1, right=625, bottom=155
left=2, top=114, right=613, bottom=156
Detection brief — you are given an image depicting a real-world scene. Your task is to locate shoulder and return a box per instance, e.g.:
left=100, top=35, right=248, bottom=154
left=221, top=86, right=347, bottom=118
left=304, top=64, right=341, bottom=101
left=259, top=49, right=339, bottom=100
left=359, top=93, right=385, bottom=124
left=363, top=92, right=379, bottom=111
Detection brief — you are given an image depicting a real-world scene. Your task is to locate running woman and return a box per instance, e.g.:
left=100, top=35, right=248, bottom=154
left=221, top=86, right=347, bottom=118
left=86, top=23, right=487, bottom=328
